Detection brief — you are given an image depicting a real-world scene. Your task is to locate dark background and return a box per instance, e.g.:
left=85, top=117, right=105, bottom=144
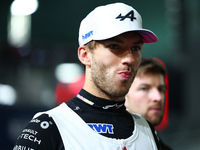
left=1, top=0, right=200, bottom=149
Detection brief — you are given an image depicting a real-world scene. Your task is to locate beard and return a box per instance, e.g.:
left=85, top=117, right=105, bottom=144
left=90, top=55, right=134, bottom=98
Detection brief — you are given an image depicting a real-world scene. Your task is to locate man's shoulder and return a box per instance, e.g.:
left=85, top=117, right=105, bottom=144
left=13, top=113, right=64, bottom=150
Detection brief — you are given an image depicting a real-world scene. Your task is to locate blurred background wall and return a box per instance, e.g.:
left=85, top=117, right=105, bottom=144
left=0, top=0, right=200, bottom=149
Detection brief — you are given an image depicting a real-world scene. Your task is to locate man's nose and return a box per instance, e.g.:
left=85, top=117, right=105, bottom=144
left=122, top=49, right=135, bottom=65
left=150, top=88, right=163, bottom=102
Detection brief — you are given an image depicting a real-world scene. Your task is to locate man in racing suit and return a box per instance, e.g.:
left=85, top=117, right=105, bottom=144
left=13, top=2, right=161, bottom=150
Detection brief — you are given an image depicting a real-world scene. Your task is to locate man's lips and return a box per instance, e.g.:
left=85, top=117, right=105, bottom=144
left=149, top=107, right=161, bottom=113
left=119, top=71, right=132, bottom=80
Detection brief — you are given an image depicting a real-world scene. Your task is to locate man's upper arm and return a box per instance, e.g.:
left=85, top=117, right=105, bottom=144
left=13, top=114, right=64, bottom=150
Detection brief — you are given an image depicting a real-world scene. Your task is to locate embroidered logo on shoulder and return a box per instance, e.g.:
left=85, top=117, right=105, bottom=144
left=116, top=10, right=136, bottom=21
left=30, top=118, right=40, bottom=123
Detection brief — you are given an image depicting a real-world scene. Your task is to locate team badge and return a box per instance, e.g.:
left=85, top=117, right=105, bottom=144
left=116, top=10, right=136, bottom=21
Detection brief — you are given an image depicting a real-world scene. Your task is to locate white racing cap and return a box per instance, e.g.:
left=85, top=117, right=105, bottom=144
left=78, top=2, right=158, bottom=46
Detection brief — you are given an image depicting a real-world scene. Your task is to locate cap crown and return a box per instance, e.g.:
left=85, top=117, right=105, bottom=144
left=79, top=3, right=157, bottom=46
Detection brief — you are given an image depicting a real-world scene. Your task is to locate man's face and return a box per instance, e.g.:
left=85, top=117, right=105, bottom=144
left=89, top=32, right=143, bottom=101
left=125, top=73, right=166, bottom=126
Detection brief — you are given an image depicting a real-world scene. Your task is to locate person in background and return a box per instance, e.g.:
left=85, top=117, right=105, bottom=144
left=13, top=3, right=162, bottom=150
left=125, top=57, right=172, bottom=150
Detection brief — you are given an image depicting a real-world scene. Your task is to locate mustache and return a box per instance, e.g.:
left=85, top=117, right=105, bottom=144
left=149, top=103, right=162, bottom=110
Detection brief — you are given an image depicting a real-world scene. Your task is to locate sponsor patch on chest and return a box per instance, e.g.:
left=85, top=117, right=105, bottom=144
left=87, top=123, right=114, bottom=134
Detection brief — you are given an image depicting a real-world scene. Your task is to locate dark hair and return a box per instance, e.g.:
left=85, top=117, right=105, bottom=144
left=85, top=40, right=98, bottom=50
left=81, top=40, right=98, bottom=70
left=137, top=58, right=167, bottom=77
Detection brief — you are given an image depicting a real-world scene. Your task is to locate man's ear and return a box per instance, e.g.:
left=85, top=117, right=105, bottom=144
left=78, top=46, right=91, bottom=66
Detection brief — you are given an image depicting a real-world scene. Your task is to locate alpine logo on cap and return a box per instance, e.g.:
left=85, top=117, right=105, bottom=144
left=116, top=10, right=136, bottom=21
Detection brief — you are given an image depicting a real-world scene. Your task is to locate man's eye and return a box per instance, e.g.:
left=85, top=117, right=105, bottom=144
left=159, top=87, right=167, bottom=93
left=140, top=87, right=147, bottom=91
left=109, top=44, right=118, bottom=49
left=131, top=46, right=141, bottom=51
